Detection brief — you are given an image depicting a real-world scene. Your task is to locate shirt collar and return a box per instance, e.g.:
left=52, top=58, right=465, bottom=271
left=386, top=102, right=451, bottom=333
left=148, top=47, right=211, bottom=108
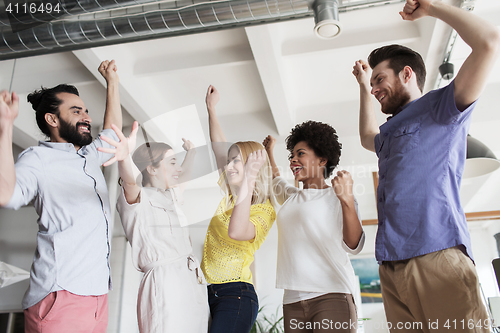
left=38, top=140, right=78, bottom=153
left=386, top=97, right=420, bottom=121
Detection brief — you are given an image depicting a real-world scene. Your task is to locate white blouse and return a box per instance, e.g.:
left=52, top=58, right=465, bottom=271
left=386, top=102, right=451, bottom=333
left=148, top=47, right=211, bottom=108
left=273, top=177, right=365, bottom=304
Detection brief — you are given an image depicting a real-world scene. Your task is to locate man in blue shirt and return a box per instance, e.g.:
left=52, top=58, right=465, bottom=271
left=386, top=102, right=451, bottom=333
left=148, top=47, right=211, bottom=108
left=353, top=0, right=500, bottom=331
left=0, top=60, right=122, bottom=332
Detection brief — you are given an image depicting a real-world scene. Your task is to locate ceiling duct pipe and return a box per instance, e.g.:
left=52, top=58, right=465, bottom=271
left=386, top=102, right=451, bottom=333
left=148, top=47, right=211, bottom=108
left=0, top=0, right=312, bottom=60
left=0, top=0, right=159, bottom=26
left=0, top=0, right=404, bottom=60
left=313, top=0, right=340, bottom=39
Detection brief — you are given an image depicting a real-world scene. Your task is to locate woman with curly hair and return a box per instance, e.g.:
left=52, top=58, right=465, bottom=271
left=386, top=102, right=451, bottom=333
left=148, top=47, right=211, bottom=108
left=263, top=121, right=364, bottom=333
left=202, top=85, right=276, bottom=333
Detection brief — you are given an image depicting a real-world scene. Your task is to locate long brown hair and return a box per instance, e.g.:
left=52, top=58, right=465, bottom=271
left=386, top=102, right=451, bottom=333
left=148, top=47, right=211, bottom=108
left=132, top=142, right=173, bottom=186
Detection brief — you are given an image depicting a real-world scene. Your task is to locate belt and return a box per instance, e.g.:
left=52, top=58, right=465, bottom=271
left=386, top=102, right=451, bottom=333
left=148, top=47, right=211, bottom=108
left=140, top=255, right=206, bottom=285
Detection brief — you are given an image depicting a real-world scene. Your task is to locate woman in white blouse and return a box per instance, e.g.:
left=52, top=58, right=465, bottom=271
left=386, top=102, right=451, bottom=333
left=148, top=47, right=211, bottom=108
left=263, top=120, right=365, bottom=333
left=99, top=122, right=209, bottom=333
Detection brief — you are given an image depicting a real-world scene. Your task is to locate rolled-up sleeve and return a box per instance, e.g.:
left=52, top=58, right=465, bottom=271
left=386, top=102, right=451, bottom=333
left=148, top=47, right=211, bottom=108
left=272, top=177, right=299, bottom=205
left=5, top=148, right=41, bottom=210
left=341, top=198, right=364, bottom=254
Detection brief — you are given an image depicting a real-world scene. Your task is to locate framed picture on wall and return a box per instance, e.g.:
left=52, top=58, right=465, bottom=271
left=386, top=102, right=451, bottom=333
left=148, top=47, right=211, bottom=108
left=351, top=257, right=383, bottom=303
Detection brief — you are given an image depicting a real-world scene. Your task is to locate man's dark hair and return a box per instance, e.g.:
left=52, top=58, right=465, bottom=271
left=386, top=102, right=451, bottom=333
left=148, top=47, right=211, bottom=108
left=27, top=84, right=79, bottom=137
left=285, top=120, right=342, bottom=179
left=368, top=44, right=426, bottom=92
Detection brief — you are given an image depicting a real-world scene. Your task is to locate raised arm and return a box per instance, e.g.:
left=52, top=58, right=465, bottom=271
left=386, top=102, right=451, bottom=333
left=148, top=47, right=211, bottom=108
left=228, top=150, right=267, bottom=241
left=332, top=170, right=363, bottom=250
left=206, top=85, right=228, bottom=174
left=262, top=135, right=280, bottom=178
left=99, top=60, right=123, bottom=130
left=178, top=138, right=196, bottom=186
left=98, top=122, right=141, bottom=204
left=400, top=0, right=500, bottom=111
left=353, top=60, right=379, bottom=152
left=0, top=91, right=19, bottom=206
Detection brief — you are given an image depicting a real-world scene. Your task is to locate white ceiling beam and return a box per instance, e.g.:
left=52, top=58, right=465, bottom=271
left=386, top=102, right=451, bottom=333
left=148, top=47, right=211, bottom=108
left=133, top=46, right=254, bottom=77
left=245, top=25, right=295, bottom=136
left=72, top=49, right=153, bottom=126
left=282, top=22, right=421, bottom=57
left=0, top=60, right=40, bottom=149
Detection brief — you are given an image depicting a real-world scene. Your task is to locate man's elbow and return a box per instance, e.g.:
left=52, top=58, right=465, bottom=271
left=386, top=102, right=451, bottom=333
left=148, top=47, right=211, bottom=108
left=481, top=29, right=500, bottom=56
left=360, top=136, right=376, bottom=153
left=0, top=193, right=13, bottom=207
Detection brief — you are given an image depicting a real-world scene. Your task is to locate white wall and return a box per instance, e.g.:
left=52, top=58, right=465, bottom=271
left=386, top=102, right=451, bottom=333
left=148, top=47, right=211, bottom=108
left=0, top=205, right=38, bottom=312
left=0, top=145, right=38, bottom=313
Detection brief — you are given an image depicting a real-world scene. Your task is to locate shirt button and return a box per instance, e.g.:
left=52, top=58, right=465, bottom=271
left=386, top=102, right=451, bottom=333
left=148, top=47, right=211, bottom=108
left=381, top=175, right=385, bottom=180
left=384, top=133, right=388, bottom=137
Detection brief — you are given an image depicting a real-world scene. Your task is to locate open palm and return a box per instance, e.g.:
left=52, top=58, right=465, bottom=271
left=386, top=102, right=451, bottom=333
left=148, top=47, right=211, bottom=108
left=98, top=121, right=139, bottom=167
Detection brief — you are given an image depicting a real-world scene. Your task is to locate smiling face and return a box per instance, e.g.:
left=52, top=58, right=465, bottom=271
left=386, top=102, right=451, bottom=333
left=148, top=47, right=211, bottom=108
left=225, top=146, right=245, bottom=187
left=289, top=141, right=326, bottom=184
left=370, top=60, right=411, bottom=115
left=55, top=92, right=93, bottom=148
left=154, top=149, right=183, bottom=189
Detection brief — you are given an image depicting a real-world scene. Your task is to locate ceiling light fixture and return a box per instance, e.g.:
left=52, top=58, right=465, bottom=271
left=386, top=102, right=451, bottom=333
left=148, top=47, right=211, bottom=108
left=313, top=0, right=342, bottom=39
left=463, top=134, right=500, bottom=178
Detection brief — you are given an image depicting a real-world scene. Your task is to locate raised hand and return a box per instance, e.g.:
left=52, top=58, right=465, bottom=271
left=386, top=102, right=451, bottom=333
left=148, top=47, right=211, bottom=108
left=206, top=85, right=220, bottom=110
left=98, top=60, right=119, bottom=83
left=399, top=0, right=429, bottom=21
left=262, top=135, right=276, bottom=155
left=244, top=150, right=267, bottom=180
left=332, top=170, right=354, bottom=203
left=352, top=60, right=371, bottom=86
left=182, top=138, right=195, bottom=151
left=0, top=90, right=19, bottom=127
left=98, top=121, right=139, bottom=167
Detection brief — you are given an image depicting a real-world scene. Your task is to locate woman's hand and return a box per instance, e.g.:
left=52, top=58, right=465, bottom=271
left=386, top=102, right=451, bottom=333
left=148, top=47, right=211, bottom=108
left=182, top=138, right=195, bottom=151
left=206, top=85, right=220, bottom=110
left=332, top=170, right=354, bottom=204
left=244, top=150, right=267, bottom=181
left=262, top=135, right=276, bottom=155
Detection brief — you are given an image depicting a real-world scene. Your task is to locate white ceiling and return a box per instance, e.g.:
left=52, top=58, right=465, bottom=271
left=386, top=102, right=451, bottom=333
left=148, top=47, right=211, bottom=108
left=3, top=0, right=500, bottom=221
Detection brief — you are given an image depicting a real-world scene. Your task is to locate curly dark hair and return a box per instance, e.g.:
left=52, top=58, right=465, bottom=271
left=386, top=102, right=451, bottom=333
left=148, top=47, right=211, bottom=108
left=285, top=121, right=342, bottom=178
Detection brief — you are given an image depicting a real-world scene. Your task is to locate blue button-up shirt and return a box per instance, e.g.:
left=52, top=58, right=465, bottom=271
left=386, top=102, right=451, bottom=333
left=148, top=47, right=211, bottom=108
left=374, top=81, right=476, bottom=263
left=5, top=129, right=118, bottom=309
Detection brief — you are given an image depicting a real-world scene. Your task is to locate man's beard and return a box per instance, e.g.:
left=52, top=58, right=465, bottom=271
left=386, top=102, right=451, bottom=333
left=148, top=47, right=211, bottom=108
left=58, top=117, right=92, bottom=147
left=381, top=79, right=411, bottom=115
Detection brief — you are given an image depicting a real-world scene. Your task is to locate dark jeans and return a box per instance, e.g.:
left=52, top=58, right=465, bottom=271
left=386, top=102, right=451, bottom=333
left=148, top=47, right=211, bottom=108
left=208, top=282, right=259, bottom=333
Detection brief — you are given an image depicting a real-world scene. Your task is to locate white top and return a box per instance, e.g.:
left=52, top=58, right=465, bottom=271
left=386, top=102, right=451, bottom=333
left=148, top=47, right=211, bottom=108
left=116, top=186, right=208, bottom=333
left=117, top=186, right=192, bottom=271
left=273, top=177, right=365, bottom=304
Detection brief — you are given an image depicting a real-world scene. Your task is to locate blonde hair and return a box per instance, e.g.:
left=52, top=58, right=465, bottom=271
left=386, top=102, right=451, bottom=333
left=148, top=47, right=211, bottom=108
left=132, top=142, right=172, bottom=187
left=219, top=141, right=272, bottom=206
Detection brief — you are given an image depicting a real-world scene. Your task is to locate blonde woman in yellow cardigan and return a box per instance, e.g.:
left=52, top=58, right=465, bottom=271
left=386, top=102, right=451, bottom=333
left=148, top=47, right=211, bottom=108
left=201, top=85, right=276, bottom=333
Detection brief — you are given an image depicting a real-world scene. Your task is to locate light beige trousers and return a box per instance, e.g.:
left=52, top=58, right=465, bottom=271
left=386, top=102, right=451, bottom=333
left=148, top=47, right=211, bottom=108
left=379, top=246, right=490, bottom=333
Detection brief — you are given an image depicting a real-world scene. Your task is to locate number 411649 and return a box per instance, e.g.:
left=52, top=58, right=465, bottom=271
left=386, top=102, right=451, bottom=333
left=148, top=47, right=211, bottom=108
left=5, top=2, right=61, bottom=14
